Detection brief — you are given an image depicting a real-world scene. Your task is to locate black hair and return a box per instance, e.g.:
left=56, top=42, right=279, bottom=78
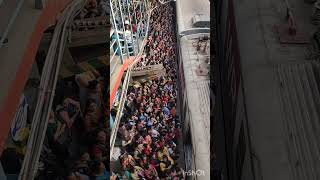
left=90, top=159, right=101, bottom=171
left=87, top=80, right=99, bottom=89
left=143, top=163, right=149, bottom=169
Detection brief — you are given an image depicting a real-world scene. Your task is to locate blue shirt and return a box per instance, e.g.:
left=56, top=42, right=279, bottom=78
left=163, top=106, right=170, bottom=116
left=139, top=115, right=146, bottom=121
left=147, top=119, right=153, bottom=127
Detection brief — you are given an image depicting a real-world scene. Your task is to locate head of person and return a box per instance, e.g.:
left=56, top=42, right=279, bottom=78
left=91, top=160, right=105, bottom=174
left=87, top=80, right=100, bottom=93
left=143, top=143, right=147, bottom=148
left=62, top=98, right=71, bottom=108
left=163, top=155, right=168, bottom=162
left=125, top=24, right=130, bottom=30
left=49, top=110, right=55, bottom=122
left=144, top=163, right=150, bottom=170
left=86, top=99, right=98, bottom=113
left=80, top=151, right=90, bottom=161
left=96, top=130, right=106, bottom=144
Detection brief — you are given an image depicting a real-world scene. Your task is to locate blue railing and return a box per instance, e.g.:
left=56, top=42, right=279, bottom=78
left=110, top=0, right=148, bottom=76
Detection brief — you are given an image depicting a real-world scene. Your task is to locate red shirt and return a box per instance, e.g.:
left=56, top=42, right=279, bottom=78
left=171, top=107, right=177, bottom=117
left=132, top=24, right=137, bottom=33
left=158, top=140, right=165, bottom=149
left=144, top=135, right=152, bottom=145
left=92, top=145, right=103, bottom=160
left=144, top=145, right=152, bottom=156
left=165, top=133, right=173, bottom=142
left=163, top=96, right=169, bottom=104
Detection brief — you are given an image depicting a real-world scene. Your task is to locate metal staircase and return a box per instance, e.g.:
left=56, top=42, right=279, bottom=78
left=109, top=0, right=148, bottom=76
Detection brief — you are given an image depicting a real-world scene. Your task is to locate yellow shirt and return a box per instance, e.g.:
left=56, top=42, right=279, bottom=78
left=158, top=148, right=174, bottom=164
left=160, top=162, right=166, bottom=172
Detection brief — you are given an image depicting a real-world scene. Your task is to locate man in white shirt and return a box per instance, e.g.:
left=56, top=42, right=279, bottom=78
left=124, top=25, right=134, bottom=55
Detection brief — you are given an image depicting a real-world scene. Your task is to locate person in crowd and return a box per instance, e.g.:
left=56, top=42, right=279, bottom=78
left=124, top=24, right=134, bottom=56
left=90, top=160, right=109, bottom=180
left=73, top=152, right=91, bottom=176
left=79, top=0, right=102, bottom=19
left=144, top=162, right=159, bottom=180
left=41, top=65, right=108, bottom=179
left=46, top=110, right=72, bottom=178
left=91, top=130, right=108, bottom=167
left=46, top=110, right=70, bottom=159
left=47, top=111, right=66, bottom=145
left=75, top=69, right=101, bottom=112
left=67, top=171, right=90, bottom=180
left=56, top=97, right=81, bottom=128
left=159, top=155, right=173, bottom=178
left=121, top=153, right=136, bottom=171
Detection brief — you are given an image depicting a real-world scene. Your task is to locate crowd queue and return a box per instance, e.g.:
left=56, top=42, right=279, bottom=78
left=111, top=2, right=185, bottom=180
left=38, top=67, right=109, bottom=180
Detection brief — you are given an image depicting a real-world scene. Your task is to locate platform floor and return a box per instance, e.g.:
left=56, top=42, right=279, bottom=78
left=0, top=0, right=42, bottom=108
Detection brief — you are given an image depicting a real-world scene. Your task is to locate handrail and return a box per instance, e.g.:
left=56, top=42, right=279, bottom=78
left=111, top=55, right=120, bottom=75
left=0, top=0, right=26, bottom=48
left=19, top=1, right=87, bottom=179
left=110, top=47, right=118, bottom=61
left=110, top=29, right=115, bottom=37
left=110, top=39, right=117, bottom=49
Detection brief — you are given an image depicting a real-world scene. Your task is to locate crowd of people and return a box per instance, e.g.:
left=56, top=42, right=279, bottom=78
left=72, top=0, right=107, bottom=31
left=79, top=0, right=106, bottom=19
left=111, top=0, right=149, bottom=57
left=38, top=68, right=109, bottom=180
left=111, top=2, right=185, bottom=179
left=135, top=2, right=174, bottom=68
